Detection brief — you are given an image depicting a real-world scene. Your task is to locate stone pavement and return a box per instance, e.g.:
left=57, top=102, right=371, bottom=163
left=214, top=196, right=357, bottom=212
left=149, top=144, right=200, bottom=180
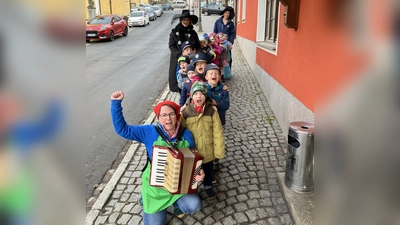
left=86, top=14, right=295, bottom=225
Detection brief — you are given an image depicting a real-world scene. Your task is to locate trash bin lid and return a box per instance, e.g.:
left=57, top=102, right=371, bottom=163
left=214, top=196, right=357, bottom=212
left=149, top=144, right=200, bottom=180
left=289, top=121, right=314, bottom=134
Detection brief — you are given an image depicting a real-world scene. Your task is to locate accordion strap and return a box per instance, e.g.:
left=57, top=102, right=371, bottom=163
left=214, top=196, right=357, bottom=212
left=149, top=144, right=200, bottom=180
left=142, top=125, right=185, bottom=173
left=154, top=125, right=185, bottom=149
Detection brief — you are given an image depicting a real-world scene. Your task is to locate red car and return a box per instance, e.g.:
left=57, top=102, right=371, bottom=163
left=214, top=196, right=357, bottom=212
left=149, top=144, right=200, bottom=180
left=86, top=15, right=128, bottom=42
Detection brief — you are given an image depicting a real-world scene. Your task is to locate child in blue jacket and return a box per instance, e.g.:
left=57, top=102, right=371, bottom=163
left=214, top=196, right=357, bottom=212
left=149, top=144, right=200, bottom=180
left=204, top=63, right=230, bottom=126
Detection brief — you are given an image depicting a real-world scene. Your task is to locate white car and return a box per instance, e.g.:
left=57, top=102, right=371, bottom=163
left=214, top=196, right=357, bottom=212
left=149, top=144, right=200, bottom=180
left=171, top=1, right=186, bottom=8
left=138, top=4, right=152, bottom=11
left=128, top=11, right=150, bottom=27
left=151, top=6, right=162, bottom=17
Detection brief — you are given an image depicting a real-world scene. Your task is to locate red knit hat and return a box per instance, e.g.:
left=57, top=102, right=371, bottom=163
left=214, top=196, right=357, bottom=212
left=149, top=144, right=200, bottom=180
left=153, top=100, right=181, bottom=121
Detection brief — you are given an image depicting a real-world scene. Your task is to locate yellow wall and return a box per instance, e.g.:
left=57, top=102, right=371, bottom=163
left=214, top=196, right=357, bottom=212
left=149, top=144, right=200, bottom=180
left=99, top=0, right=129, bottom=16
left=86, top=0, right=152, bottom=20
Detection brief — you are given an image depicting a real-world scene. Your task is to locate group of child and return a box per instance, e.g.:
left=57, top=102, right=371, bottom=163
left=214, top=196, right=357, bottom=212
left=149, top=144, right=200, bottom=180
left=173, top=33, right=232, bottom=199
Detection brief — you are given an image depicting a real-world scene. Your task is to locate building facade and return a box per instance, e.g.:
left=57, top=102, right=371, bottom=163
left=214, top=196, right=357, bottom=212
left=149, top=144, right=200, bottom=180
left=86, top=0, right=149, bottom=20
left=234, top=0, right=316, bottom=137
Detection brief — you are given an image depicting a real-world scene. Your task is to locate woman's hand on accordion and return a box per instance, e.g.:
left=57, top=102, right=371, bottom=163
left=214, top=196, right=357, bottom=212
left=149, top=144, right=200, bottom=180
left=194, top=169, right=205, bottom=183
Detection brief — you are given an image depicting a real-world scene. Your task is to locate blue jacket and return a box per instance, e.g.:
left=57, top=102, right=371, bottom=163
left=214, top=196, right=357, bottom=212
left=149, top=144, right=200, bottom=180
left=213, top=17, right=236, bottom=45
left=207, top=83, right=230, bottom=125
left=111, top=100, right=195, bottom=160
left=180, top=81, right=191, bottom=107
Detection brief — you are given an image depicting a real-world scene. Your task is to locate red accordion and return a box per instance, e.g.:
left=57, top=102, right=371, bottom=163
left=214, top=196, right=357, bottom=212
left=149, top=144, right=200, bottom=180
left=150, top=146, right=203, bottom=194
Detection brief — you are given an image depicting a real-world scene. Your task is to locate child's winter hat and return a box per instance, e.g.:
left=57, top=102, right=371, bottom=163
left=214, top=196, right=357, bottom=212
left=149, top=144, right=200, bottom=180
left=192, top=52, right=209, bottom=66
left=190, top=81, right=208, bottom=97
left=186, top=64, right=195, bottom=73
left=180, top=41, right=193, bottom=52
left=178, top=56, right=190, bottom=64
left=205, top=63, right=221, bottom=74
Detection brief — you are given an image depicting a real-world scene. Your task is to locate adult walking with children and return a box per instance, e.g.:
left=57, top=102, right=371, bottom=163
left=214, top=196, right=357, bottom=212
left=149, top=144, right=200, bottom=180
left=213, top=6, right=236, bottom=68
left=169, top=10, right=201, bottom=93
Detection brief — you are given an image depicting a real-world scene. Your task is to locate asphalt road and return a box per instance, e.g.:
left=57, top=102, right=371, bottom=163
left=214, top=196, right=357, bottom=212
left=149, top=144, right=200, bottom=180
left=86, top=10, right=179, bottom=199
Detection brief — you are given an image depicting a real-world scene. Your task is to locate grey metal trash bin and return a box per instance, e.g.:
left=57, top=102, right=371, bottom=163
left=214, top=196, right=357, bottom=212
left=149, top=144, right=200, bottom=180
left=285, top=121, right=314, bottom=193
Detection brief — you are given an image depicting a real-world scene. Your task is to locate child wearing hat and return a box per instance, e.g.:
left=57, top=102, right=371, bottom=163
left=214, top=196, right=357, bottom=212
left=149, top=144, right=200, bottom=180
left=176, top=56, right=190, bottom=90
left=180, top=81, right=225, bottom=199
left=204, top=63, right=230, bottom=126
left=191, top=52, right=209, bottom=82
left=180, top=41, right=195, bottom=56
left=204, top=63, right=230, bottom=176
left=179, top=64, right=198, bottom=107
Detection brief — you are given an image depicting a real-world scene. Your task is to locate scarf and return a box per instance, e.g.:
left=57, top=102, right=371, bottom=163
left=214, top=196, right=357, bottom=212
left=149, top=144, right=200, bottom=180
left=161, top=123, right=180, bottom=139
left=174, top=23, right=194, bottom=47
left=191, top=100, right=204, bottom=114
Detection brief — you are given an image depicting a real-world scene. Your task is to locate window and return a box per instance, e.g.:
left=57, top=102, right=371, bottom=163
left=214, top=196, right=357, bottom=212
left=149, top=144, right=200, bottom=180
left=242, top=0, right=246, bottom=22
left=256, top=0, right=279, bottom=53
left=265, top=0, right=279, bottom=43
left=237, top=0, right=241, bottom=24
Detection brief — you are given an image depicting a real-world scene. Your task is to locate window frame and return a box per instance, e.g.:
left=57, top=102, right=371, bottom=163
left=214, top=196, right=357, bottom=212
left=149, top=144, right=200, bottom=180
left=242, top=0, right=246, bottom=23
left=237, top=0, right=241, bottom=24
left=265, top=0, right=279, bottom=43
left=256, top=0, right=280, bottom=54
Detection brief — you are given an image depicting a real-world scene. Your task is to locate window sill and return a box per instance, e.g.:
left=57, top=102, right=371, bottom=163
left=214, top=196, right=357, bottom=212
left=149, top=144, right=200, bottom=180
left=256, top=41, right=277, bottom=54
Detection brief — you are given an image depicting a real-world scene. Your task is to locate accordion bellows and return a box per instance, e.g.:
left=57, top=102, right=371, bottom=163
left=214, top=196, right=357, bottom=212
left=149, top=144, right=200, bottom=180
left=150, top=146, right=204, bottom=194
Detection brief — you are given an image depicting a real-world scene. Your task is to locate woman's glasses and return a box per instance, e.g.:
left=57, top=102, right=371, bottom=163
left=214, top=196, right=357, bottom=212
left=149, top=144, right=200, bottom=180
left=159, top=112, right=177, bottom=119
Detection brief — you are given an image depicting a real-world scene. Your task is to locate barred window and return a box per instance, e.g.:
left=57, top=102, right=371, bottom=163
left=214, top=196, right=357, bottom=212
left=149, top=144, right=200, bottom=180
left=265, top=0, right=279, bottom=43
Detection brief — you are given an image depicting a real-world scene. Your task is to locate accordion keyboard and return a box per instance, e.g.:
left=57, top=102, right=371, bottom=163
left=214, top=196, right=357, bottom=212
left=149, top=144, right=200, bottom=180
left=150, top=147, right=168, bottom=186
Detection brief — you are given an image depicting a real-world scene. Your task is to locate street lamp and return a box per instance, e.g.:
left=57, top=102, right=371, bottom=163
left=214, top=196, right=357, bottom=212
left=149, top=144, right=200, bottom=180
left=198, top=0, right=203, bottom=32
left=87, top=0, right=96, bottom=20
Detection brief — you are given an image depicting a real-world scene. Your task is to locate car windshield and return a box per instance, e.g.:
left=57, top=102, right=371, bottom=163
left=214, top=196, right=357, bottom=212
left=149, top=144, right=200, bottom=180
left=130, top=12, right=143, bottom=17
left=145, top=9, right=153, bottom=13
left=151, top=7, right=158, bottom=10
left=88, top=17, right=111, bottom=24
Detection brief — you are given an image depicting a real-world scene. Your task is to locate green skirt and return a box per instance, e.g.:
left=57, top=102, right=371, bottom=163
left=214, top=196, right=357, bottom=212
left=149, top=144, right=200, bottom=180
left=141, top=165, right=184, bottom=214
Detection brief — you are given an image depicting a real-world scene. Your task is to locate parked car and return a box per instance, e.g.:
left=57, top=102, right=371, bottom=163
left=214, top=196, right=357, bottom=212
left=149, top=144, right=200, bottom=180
left=145, top=8, right=157, bottom=21
left=202, top=4, right=224, bottom=16
left=86, top=15, right=128, bottom=42
left=138, top=4, right=152, bottom=11
left=131, top=7, right=139, bottom=11
left=128, top=11, right=150, bottom=27
left=171, top=1, right=186, bottom=8
left=151, top=6, right=163, bottom=17
left=154, top=4, right=164, bottom=10
left=160, top=4, right=173, bottom=10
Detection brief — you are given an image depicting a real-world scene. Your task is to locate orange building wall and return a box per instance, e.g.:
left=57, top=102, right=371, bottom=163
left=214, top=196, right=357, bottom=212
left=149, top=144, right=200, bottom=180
left=236, top=0, right=257, bottom=42
left=256, top=2, right=316, bottom=111
left=236, top=0, right=372, bottom=112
